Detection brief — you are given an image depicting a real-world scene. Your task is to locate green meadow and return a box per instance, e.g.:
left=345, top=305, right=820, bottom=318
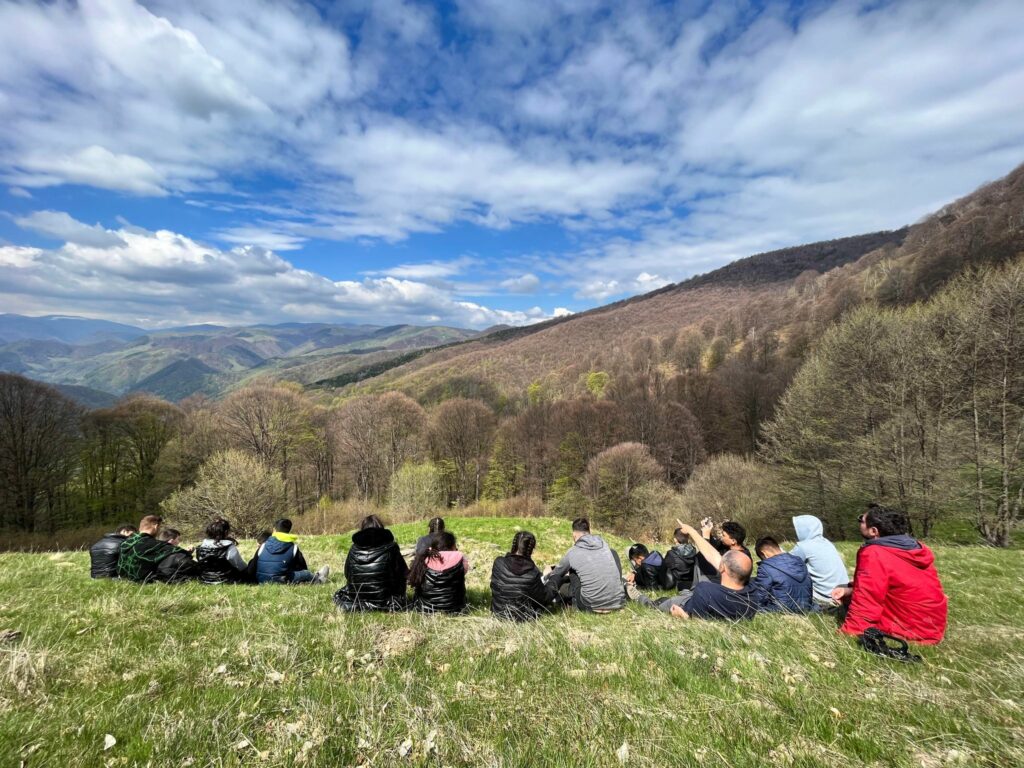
left=1, top=518, right=1021, bottom=768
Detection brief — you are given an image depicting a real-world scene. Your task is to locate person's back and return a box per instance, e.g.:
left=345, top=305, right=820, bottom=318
left=334, top=516, right=408, bottom=611
left=89, top=525, right=136, bottom=578
left=195, top=518, right=247, bottom=585
left=490, top=531, right=556, bottom=621
left=118, top=516, right=176, bottom=582
left=629, top=544, right=669, bottom=590
left=663, top=529, right=698, bottom=591
left=683, top=578, right=759, bottom=620
left=789, top=515, right=848, bottom=604
left=751, top=537, right=813, bottom=613
left=256, top=532, right=303, bottom=584
left=547, top=519, right=624, bottom=613
left=410, top=532, right=469, bottom=614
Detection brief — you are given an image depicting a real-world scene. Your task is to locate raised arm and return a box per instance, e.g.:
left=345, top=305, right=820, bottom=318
left=676, top=519, right=722, bottom=571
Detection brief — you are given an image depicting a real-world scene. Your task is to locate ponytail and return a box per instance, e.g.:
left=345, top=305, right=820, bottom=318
left=408, top=531, right=457, bottom=587
left=510, top=531, right=537, bottom=560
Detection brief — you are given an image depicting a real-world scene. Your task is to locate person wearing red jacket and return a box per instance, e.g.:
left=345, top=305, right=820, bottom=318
left=832, top=503, right=948, bottom=645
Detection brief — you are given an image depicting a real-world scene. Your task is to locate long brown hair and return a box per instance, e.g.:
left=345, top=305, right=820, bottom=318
left=408, top=531, right=457, bottom=587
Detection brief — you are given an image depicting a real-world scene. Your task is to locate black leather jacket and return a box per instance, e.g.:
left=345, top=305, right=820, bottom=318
left=490, top=554, right=556, bottom=621
left=197, top=541, right=241, bottom=585
left=663, top=544, right=698, bottom=591
left=412, top=561, right=466, bottom=613
left=333, top=528, right=408, bottom=611
left=90, top=533, right=127, bottom=578
left=154, top=547, right=200, bottom=583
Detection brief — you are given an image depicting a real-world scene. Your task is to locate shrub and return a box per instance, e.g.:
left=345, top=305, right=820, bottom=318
left=676, top=454, right=786, bottom=539
left=583, top=442, right=665, bottom=536
left=389, top=461, right=444, bottom=520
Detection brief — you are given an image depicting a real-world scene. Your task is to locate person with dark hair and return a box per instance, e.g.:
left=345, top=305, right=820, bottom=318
left=490, top=531, right=558, bottom=621
left=118, top=515, right=177, bottom=582
left=255, top=518, right=329, bottom=585
left=153, top=527, right=201, bottom=583
left=695, top=518, right=751, bottom=583
left=415, top=517, right=445, bottom=556
left=409, top=531, right=470, bottom=613
left=832, top=503, right=947, bottom=644
left=544, top=518, right=625, bottom=613
left=89, top=523, right=137, bottom=578
left=625, top=543, right=671, bottom=590
left=750, top=536, right=813, bottom=613
left=662, top=527, right=698, bottom=592
left=627, top=520, right=757, bottom=619
left=196, top=518, right=248, bottom=585
left=333, top=514, right=409, bottom=612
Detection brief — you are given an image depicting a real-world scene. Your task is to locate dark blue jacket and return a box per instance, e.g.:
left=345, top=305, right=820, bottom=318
left=255, top=534, right=308, bottom=584
left=752, top=552, right=813, bottom=613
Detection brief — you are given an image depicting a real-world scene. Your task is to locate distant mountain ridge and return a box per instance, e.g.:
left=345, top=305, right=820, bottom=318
left=0, top=314, right=147, bottom=344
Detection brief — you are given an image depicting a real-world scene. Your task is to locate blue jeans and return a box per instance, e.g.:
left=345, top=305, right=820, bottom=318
left=292, top=570, right=314, bottom=583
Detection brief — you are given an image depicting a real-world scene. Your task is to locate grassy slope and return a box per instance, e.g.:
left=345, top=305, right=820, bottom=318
left=1, top=517, right=1022, bottom=768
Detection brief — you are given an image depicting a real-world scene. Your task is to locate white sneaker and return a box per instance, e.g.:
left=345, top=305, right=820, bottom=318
left=312, top=565, right=330, bottom=585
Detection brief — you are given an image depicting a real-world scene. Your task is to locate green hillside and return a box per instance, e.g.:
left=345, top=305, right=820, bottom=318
left=1, top=518, right=1020, bottom=767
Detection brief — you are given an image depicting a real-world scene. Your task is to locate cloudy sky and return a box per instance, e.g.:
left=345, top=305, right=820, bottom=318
left=1, top=0, right=1023, bottom=329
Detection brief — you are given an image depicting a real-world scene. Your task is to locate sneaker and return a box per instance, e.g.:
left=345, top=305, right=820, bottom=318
left=312, top=565, right=330, bottom=585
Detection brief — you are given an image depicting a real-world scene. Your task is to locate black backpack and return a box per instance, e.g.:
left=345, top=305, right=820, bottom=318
left=859, top=628, right=922, bottom=663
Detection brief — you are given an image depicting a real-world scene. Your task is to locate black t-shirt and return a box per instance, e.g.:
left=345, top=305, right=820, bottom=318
left=683, top=581, right=758, bottom=620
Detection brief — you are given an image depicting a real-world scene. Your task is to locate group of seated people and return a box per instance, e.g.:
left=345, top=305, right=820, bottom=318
left=90, top=502, right=949, bottom=645
left=90, top=514, right=329, bottom=585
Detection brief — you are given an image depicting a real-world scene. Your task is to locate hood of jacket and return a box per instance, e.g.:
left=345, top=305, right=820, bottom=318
left=574, top=534, right=608, bottom=551
left=263, top=535, right=297, bottom=555
left=863, top=534, right=921, bottom=552
left=352, top=527, right=395, bottom=549
left=792, top=515, right=823, bottom=542
left=643, top=551, right=664, bottom=568
left=759, top=552, right=810, bottom=583
left=500, top=553, right=536, bottom=577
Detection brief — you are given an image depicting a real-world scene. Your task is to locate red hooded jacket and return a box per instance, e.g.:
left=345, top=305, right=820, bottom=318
left=841, top=538, right=947, bottom=644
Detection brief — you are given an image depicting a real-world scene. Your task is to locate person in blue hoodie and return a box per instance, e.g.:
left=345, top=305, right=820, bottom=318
left=626, top=543, right=671, bottom=589
left=254, top=519, right=329, bottom=585
left=751, top=536, right=813, bottom=613
left=789, top=515, right=848, bottom=608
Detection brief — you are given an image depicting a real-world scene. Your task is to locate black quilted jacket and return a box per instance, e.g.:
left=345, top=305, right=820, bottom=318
left=490, top=554, right=556, bottom=621
left=89, top=533, right=127, bottom=578
left=412, top=561, right=466, bottom=614
left=333, top=528, right=408, bottom=611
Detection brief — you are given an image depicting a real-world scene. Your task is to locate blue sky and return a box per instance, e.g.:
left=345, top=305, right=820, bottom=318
left=1, top=0, right=1023, bottom=329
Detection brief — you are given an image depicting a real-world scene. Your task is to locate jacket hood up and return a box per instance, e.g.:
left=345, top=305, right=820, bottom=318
left=792, top=515, right=823, bottom=542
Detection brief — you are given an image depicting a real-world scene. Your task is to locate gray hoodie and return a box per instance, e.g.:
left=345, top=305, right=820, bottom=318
left=789, top=515, right=849, bottom=602
left=546, top=534, right=625, bottom=612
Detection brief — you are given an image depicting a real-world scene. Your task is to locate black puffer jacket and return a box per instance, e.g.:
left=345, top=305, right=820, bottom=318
left=90, top=533, right=128, bottom=578
left=333, top=528, right=408, bottom=611
left=663, top=543, right=698, bottom=591
left=490, top=554, right=556, bottom=621
left=197, top=541, right=241, bottom=585
left=154, top=547, right=201, bottom=584
left=412, top=562, right=466, bottom=614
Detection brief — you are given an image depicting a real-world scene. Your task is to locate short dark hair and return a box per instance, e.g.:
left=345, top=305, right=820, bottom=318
left=673, top=527, right=688, bottom=544
left=359, top=515, right=385, bottom=530
left=864, top=503, right=910, bottom=537
left=206, top=517, right=231, bottom=541
left=754, top=535, right=781, bottom=559
left=722, top=551, right=753, bottom=585
left=116, top=523, right=137, bottom=535
left=572, top=517, right=590, bottom=533
left=157, top=527, right=181, bottom=543
left=721, top=521, right=746, bottom=545
left=628, top=543, right=649, bottom=560
left=274, top=518, right=293, bottom=533
left=428, top=516, right=445, bottom=534
left=256, top=529, right=271, bottom=544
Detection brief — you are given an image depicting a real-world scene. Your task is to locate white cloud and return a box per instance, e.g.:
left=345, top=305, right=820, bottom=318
left=215, top=226, right=306, bottom=252
left=7, top=187, right=32, bottom=199
left=365, top=256, right=477, bottom=281
left=500, top=273, right=541, bottom=293
left=15, top=210, right=127, bottom=248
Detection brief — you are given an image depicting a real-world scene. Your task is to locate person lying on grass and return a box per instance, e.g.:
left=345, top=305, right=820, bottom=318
left=751, top=535, right=813, bottom=613
left=333, top=515, right=408, bottom=612
left=409, top=531, right=470, bottom=614
left=626, top=520, right=757, bottom=620
left=831, top=504, right=948, bottom=645
left=254, top=518, right=329, bottom=585
left=89, top=522, right=137, bottom=579
left=544, top=517, right=625, bottom=614
left=491, top=531, right=558, bottom=621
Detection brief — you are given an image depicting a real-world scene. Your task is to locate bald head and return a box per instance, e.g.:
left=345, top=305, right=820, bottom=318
left=721, top=551, right=753, bottom=586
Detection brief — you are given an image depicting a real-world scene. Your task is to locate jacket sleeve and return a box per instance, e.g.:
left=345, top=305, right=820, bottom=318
left=546, top=552, right=573, bottom=589
left=610, top=548, right=622, bottom=575
left=391, top=546, right=409, bottom=590
left=293, top=546, right=309, bottom=573
left=528, top=568, right=558, bottom=606
left=750, top=565, right=773, bottom=609
left=841, top=548, right=889, bottom=636
left=227, top=544, right=247, bottom=572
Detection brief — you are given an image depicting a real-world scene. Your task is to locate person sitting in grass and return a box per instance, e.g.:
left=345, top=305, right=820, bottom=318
left=696, top=518, right=752, bottom=583
left=627, top=520, right=757, bottom=620
left=625, top=543, right=671, bottom=590
left=153, top=527, right=201, bottom=583
left=244, top=530, right=272, bottom=584
left=544, top=517, right=625, bottom=613
left=832, top=504, right=947, bottom=645
left=118, top=515, right=178, bottom=583
left=415, top=516, right=445, bottom=556
left=662, top=528, right=699, bottom=592
left=334, top=515, right=409, bottom=612
left=196, top=517, right=248, bottom=585
left=490, top=531, right=558, bottom=621
left=409, top=531, right=470, bottom=613
left=255, top=518, right=329, bottom=585
left=789, top=515, right=848, bottom=610
left=89, top=523, right=137, bottom=578
left=750, top=535, right=813, bottom=613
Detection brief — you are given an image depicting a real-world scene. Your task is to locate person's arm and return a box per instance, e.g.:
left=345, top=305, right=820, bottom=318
left=676, top=520, right=722, bottom=571
left=670, top=603, right=690, bottom=620
left=545, top=552, right=572, bottom=588
left=610, top=548, right=622, bottom=576
left=293, top=546, right=308, bottom=573
left=840, top=549, right=888, bottom=636
left=750, top=563, right=772, bottom=609
left=461, top=554, right=471, bottom=573
left=226, top=544, right=247, bottom=572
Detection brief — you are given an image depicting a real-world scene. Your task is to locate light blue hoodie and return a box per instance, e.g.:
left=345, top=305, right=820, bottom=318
left=789, top=515, right=849, bottom=602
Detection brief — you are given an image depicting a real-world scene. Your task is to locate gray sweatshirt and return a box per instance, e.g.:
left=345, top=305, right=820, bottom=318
left=546, top=534, right=625, bottom=611
left=789, top=516, right=849, bottom=601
